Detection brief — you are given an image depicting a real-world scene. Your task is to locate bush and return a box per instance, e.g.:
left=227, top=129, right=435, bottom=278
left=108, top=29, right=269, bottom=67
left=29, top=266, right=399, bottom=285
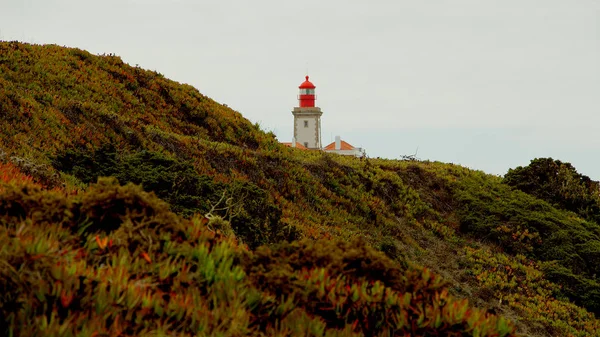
left=0, top=178, right=517, bottom=336
left=504, top=158, right=600, bottom=223
left=54, top=147, right=291, bottom=247
left=244, top=238, right=516, bottom=336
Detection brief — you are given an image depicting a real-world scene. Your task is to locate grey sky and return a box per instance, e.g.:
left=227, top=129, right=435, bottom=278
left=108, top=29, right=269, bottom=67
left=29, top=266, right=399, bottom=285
left=1, top=0, right=599, bottom=178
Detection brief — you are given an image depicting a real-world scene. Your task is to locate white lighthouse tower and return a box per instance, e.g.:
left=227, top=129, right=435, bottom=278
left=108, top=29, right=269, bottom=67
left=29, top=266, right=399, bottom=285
left=292, top=76, right=322, bottom=149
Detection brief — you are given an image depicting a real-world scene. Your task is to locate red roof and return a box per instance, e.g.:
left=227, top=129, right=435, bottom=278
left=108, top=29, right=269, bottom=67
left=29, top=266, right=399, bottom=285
left=299, top=75, right=316, bottom=89
left=282, top=142, right=309, bottom=150
left=324, top=140, right=355, bottom=150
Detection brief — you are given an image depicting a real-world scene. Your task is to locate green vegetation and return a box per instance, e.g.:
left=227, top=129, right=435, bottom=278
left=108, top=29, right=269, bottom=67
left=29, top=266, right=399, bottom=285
left=504, top=158, right=600, bottom=224
left=390, top=162, right=600, bottom=324
left=0, top=41, right=599, bottom=336
left=53, top=145, right=289, bottom=248
left=0, top=179, right=515, bottom=336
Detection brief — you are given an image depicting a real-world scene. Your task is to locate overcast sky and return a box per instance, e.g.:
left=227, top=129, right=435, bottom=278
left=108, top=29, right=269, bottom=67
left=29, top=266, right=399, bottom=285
left=1, top=0, right=599, bottom=178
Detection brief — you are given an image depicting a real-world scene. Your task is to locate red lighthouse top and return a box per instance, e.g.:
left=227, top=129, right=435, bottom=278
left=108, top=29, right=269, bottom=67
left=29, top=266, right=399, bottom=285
left=298, top=75, right=316, bottom=107
left=299, top=76, right=315, bottom=89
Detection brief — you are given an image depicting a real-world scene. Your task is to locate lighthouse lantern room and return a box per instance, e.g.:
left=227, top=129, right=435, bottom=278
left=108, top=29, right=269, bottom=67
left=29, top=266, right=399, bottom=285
left=298, top=76, right=316, bottom=107
left=292, top=76, right=322, bottom=149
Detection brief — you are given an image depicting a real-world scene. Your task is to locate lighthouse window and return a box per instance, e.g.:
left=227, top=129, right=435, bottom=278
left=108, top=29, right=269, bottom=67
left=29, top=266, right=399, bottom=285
left=304, top=121, right=309, bottom=128
left=300, top=89, right=315, bottom=95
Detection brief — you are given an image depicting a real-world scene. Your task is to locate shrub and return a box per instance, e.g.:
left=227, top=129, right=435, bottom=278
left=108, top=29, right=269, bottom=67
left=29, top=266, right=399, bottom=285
left=504, top=158, right=600, bottom=223
left=244, top=238, right=516, bottom=336
left=0, top=178, right=517, bottom=336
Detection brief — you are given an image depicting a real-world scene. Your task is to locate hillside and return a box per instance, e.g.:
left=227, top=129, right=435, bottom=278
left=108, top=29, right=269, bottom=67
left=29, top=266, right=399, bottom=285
left=0, top=41, right=599, bottom=336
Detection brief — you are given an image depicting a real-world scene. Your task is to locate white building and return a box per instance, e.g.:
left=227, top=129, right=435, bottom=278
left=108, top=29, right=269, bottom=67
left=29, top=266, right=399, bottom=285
left=324, top=136, right=365, bottom=157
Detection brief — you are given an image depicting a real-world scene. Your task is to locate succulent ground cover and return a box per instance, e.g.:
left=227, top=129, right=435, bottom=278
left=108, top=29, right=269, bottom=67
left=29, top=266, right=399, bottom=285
left=0, top=177, right=516, bottom=336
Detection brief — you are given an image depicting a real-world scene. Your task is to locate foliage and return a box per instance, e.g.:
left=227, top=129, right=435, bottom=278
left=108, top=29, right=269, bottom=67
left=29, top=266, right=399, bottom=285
left=464, top=246, right=600, bottom=336
left=246, top=239, right=516, bottom=336
left=388, top=161, right=600, bottom=318
left=0, top=179, right=517, bottom=336
left=0, top=161, right=36, bottom=189
left=53, top=145, right=290, bottom=248
left=504, top=158, right=600, bottom=223
left=1, top=41, right=600, bottom=335
left=455, top=171, right=600, bottom=313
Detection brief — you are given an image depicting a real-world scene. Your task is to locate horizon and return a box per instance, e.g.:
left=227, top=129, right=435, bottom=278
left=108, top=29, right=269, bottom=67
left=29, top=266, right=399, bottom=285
left=1, top=0, right=598, bottom=179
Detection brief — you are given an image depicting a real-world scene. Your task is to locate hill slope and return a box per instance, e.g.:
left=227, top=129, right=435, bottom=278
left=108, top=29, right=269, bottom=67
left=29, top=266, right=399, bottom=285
left=0, top=41, right=599, bottom=336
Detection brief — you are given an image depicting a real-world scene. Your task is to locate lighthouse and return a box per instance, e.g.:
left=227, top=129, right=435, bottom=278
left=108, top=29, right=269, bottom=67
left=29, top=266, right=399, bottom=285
left=292, top=76, right=322, bottom=149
